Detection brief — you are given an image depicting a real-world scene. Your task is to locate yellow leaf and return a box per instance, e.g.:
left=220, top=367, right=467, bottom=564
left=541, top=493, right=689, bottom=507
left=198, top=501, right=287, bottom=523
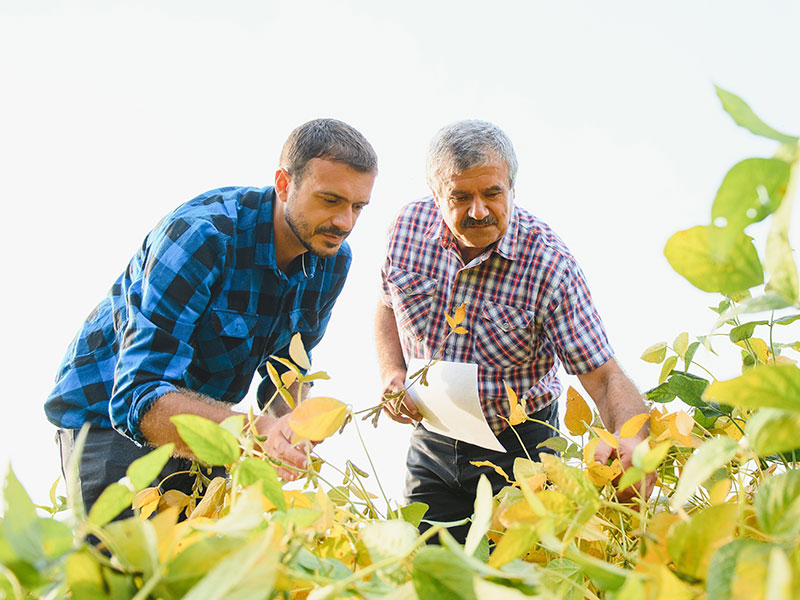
left=708, top=478, right=732, bottom=505
left=584, top=436, right=601, bottom=465
left=650, top=407, right=669, bottom=438
left=452, top=303, right=466, bottom=325
left=586, top=460, right=622, bottom=486
left=289, top=333, right=311, bottom=370
left=188, top=477, right=227, bottom=520
left=453, top=326, right=468, bottom=335
left=133, top=487, right=160, bottom=520
left=288, top=397, right=348, bottom=442
left=564, top=386, right=592, bottom=436
left=592, top=426, right=619, bottom=449
left=659, top=355, right=678, bottom=384
left=281, top=370, right=298, bottom=388
left=735, top=337, right=770, bottom=364
left=504, top=381, right=527, bottom=425
left=471, top=460, right=512, bottom=484
left=674, top=411, right=694, bottom=437
left=673, top=332, right=689, bottom=358
left=620, top=413, right=650, bottom=439
left=641, top=342, right=667, bottom=363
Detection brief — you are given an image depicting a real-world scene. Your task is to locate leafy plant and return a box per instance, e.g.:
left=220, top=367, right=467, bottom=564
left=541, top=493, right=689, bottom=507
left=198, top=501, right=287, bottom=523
left=2, top=86, right=799, bottom=599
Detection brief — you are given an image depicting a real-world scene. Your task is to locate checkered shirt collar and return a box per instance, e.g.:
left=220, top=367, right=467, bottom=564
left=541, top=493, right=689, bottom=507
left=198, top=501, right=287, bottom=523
left=424, top=198, right=520, bottom=262
left=254, top=188, right=318, bottom=278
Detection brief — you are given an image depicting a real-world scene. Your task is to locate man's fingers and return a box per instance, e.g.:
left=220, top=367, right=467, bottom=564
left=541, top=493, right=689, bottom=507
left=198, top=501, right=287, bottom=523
left=382, top=403, right=413, bottom=424
left=593, top=440, right=614, bottom=465
left=399, top=396, right=422, bottom=421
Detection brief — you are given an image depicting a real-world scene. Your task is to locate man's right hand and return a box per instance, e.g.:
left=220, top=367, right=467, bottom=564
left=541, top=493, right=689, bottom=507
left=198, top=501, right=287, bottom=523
left=255, top=414, right=314, bottom=481
left=381, top=370, right=423, bottom=424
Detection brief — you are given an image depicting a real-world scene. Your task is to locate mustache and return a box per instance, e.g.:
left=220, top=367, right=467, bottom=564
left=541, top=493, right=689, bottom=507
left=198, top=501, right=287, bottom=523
left=315, top=226, right=351, bottom=238
left=462, top=216, right=498, bottom=228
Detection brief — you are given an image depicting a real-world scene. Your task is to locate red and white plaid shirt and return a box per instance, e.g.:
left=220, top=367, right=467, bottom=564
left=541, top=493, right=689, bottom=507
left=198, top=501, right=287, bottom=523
left=380, top=198, right=614, bottom=435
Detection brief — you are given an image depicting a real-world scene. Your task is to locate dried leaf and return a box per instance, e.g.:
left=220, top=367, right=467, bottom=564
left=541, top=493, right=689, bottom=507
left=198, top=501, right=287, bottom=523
left=565, top=386, right=592, bottom=436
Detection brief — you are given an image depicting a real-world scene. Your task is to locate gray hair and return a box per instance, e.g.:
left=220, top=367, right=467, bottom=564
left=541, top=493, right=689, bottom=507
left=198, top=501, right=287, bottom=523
left=280, top=118, right=378, bottom=184
left=426, top=120, right=518, bottom=194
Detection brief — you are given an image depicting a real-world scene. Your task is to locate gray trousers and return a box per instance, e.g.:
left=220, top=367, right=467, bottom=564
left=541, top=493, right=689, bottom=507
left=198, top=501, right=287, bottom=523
left=57, top=426, right=223, bottom=520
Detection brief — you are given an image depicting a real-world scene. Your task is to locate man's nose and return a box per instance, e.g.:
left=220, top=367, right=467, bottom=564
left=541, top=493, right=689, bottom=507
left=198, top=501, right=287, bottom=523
left=468, top=198, right=490, bottom=220
left=331, top=207, right=356, bottom=232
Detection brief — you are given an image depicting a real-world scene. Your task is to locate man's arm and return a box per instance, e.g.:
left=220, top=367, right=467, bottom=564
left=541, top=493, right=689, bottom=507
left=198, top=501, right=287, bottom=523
left=576, top=358, right=655, bottom=501
left=374, top=302, right=421, bottom=423
left=140, top=390, right=309, bottom=481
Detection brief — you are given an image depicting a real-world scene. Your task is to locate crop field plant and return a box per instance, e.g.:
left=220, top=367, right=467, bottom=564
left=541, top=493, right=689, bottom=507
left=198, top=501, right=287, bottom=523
left=2, top=87, right=799, bottom=600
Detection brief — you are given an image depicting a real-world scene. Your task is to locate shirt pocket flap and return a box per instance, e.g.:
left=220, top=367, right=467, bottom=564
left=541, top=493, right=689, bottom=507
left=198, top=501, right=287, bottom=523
left=387, top=269, right=438, bottom=296
left=208, top=309, right=258, bottom=338
left=481, top=302, right=533, bottom=332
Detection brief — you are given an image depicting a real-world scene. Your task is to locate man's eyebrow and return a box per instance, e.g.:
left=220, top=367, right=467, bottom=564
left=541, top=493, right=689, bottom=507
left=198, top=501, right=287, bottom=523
left=317, top=190, right=370, bottom=205
left=483, top=185, right=504, bottom=192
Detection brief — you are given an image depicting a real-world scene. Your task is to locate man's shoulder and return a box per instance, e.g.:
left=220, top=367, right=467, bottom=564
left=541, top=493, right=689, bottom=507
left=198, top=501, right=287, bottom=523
left=514, top=205, right=576, bottom=264
left=393, top=196, right=439, bottom=224
left=159, top=186, right=271, bottom=240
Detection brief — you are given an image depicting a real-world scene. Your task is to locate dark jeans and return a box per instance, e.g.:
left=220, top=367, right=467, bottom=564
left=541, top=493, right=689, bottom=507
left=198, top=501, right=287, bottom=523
left=57, top=426, right=223, bottom=520
left=405, top=401, right=559, bottom=544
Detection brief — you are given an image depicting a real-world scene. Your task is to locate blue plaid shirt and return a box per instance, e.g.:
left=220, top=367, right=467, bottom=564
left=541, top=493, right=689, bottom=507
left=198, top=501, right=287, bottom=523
left=45, top=186, right=351, bottom=445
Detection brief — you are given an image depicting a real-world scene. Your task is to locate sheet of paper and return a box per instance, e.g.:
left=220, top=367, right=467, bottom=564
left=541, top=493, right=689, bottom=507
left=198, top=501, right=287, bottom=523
left=404, top=358, right=505, bottom=453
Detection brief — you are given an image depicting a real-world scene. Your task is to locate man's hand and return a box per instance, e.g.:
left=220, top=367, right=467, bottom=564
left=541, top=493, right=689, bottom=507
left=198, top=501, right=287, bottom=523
left=255, top=414, right=315, bottom=481
left=381, top=370, right=422, bottom=424
left=594, top=433, right=656, bottom=503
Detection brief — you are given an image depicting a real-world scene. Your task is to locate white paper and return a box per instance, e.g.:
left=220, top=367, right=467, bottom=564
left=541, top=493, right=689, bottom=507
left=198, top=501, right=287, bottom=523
left=404, top=359, right=505, bottom=453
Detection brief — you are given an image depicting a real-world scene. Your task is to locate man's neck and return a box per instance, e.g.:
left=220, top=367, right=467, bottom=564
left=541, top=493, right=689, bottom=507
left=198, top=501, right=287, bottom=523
left=272, top=202, right=306, bottom=273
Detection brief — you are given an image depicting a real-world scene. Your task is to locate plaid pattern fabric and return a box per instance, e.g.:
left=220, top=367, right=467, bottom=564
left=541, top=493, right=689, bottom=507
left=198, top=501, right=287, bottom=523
left=380, top=198, right=613, bottom=435
left=46, top=186, right=351, bottom=445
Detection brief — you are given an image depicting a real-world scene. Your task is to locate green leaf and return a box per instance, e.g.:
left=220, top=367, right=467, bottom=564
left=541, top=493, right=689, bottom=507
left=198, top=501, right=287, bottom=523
left=159, top=537, right=244, bottom=599
left=715, top=293, right=794, bottom=327
left=673, top=332, right=689, bottom=358
left=220, top=414, right=245, bottom=438
left=39, top=517, right=72, bottom=560
left=745, top=408, right=800, bottom=456
left=65, top=550, right=108, bottom=600
left=400, top=502, right=428, bottom=528
left=710, top=158, right=790, bottom=256
left=766, top=547, right=792, bottom=600
left=87, top=483, right=134, bottom=527
left=536, top=436, right=568, bottom=453
left=540, top=558, right=585, bottom=600
left=102, top=518, right=159, bottom=580
left=715, top=86, right=799, bottom=144
left=670, top=437, right=738, bottom=510
left=560, top=542, right=628, bottom=591
left=412, top=546, right=476, bottom=600
left=2, top=467, right=43, bottom=564
left=765, top=163, right=799, bottom=304
left=126, top=443, right=174, bottom=491
left=487, top=524, right=537, bottom=569
left=706, top=539, right=764, bottom=600
left=729, top=320, right=769, bottom=342
left=704, top=364, right=800, bottom=412
left=171, top=414, right=240, bottom=466
left=645, top=382, right=676, bottom=403
left=236, top=458, right=285, bottom=511
left=464, top=475, right=493, bottom=557
left=640, top=342, right=667, bottom=364
left=684, top=341, right=701, bottom=370
left=617, top=466, right=643, bottom=492
left=667, top=503, right=738, bottom=580
left=753, top=469, right=800, bottom=538
left=360, top=520, right=418, bottom=564
left=659, top=355, right=678, bottom=385
left=667, top=372, right=709, bottom=408
left=775, top=313, right=800, bottom=325
left=539, top=454, right=599, bottom=513
left=181, top=526, right=279, bottom=600
left=665, top=225, right=763, bottom=295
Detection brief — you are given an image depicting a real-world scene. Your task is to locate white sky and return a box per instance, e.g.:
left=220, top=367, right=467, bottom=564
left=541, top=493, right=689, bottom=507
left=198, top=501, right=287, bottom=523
left=1, top=0, right=798, bottom=506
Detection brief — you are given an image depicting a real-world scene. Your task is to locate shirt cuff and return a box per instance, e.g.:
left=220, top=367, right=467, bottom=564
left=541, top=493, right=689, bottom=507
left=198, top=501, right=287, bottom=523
left=125, top=381, right=182, bottom=446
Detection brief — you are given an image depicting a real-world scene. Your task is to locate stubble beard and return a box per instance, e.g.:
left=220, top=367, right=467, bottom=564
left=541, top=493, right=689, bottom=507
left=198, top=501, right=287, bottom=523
left=284, top=195, right=349, bottom=259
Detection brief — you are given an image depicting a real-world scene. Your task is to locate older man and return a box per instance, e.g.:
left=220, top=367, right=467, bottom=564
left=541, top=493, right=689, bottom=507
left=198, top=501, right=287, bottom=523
left=376, top=120, right=652, bottom=542
left=46, top=118, right=377, bottom=514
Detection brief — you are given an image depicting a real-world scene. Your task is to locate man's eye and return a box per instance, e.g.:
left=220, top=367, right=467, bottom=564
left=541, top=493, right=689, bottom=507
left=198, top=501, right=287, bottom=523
left=324, top=198, right=339, bottom=205
left=354, top=204, right=366, bottom=213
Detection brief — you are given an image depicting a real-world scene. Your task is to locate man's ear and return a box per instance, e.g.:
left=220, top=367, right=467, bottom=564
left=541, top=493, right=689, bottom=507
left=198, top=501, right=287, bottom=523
left=274, top=168, right=291, bottom=202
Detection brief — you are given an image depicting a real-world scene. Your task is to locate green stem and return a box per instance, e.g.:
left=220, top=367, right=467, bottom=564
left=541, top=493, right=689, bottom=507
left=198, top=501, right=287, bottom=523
left=351, top=416, right=392, bottom=514
left=132, top=570, right=163, bottom=600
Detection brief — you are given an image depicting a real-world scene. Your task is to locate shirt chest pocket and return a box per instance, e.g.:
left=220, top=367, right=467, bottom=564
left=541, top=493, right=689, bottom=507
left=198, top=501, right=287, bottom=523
left=474, top=302, right=535, bottom=368
left=387, top=269, right=438, bottom=342
left=194, top=308, right=260, bottom=375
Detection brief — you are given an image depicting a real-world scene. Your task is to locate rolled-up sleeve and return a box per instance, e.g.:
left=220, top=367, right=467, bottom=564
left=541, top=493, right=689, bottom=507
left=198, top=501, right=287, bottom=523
left=109, top=217, right=227, bottom=444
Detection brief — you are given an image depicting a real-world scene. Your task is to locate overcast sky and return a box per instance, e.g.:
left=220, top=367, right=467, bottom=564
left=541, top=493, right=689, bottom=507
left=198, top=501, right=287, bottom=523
left=1, top=0, right=798, bottom=506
